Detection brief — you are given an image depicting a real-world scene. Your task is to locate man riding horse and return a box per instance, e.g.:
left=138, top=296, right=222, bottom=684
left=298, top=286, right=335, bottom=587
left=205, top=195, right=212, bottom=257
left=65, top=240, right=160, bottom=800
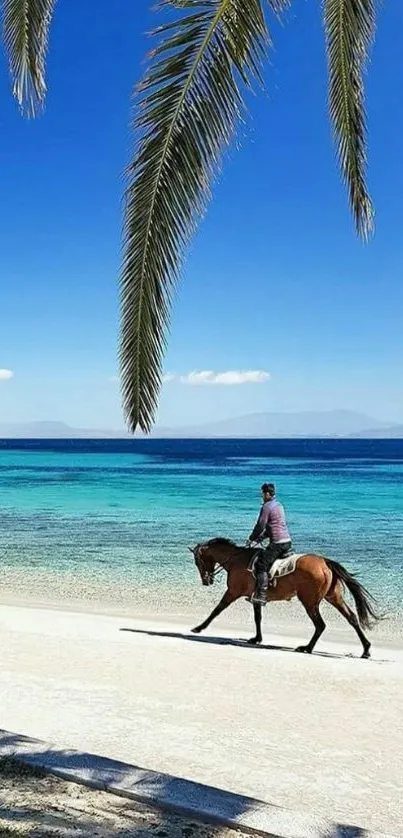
left=190, top=484, right=379, bottom=657
left=247, top=483, right=293, bottom=605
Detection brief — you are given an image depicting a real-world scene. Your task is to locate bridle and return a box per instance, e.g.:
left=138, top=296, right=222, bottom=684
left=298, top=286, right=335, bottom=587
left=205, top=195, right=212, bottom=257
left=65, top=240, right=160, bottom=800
left=193, top=544, right=225, bottom=585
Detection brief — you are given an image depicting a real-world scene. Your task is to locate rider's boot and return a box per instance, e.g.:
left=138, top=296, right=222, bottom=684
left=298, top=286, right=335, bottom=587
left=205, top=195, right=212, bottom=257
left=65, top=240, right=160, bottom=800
left=250, top=570, right=269, bottom=606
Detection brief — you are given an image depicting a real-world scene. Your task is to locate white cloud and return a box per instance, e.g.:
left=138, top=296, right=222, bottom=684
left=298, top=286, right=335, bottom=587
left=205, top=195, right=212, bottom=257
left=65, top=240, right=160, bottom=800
left=108, top=370, right=268, bottom=388
left=180, top=370, right=271, bottom=386
left=0, top=369, right=14, bottom=381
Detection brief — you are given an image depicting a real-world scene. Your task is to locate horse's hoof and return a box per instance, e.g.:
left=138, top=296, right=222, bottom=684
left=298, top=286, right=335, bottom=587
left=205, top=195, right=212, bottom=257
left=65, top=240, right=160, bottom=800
left=247, top=636, right=262, bottom=646
left=361, top=650, right=371, bottom=659
left=295, top=645, right=311, bottom=654
left=191, top=626, right=203, bottom=634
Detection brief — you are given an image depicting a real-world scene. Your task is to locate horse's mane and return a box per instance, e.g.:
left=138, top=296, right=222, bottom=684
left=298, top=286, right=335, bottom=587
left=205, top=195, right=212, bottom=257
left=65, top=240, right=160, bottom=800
left=207, top=537, right=238, bottom=548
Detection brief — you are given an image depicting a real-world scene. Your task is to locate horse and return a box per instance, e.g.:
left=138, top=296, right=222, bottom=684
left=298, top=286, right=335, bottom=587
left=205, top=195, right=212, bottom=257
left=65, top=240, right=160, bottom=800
left=189, top=538, right=381, bottom=658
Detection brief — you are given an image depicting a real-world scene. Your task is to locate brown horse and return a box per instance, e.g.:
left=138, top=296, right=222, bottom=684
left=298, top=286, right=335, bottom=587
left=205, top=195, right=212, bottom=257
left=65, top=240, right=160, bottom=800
left=189, top=538, right=381, bottom=658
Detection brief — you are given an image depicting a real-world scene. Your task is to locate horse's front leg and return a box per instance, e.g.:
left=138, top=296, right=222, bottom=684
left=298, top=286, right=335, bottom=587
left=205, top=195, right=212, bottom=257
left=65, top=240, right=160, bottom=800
left=191, top=590, right=238, bottom=634
left=247, top=603, right=263, bottom=645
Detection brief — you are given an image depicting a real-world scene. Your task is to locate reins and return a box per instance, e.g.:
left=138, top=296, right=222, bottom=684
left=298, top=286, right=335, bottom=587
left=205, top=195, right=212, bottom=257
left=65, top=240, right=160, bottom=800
left=197, top=540, right=254, bottom=583
left=211, top=547, right=251, bottom=577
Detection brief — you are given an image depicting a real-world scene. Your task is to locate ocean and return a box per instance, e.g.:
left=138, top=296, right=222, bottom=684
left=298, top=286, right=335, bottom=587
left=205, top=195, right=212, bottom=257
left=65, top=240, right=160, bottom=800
left=0, top=438, right=402, bottom=639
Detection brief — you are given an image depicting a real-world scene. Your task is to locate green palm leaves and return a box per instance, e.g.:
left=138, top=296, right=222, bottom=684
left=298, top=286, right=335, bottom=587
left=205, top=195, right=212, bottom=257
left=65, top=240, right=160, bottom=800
left=120, top=0, right=270, bottom=433
left=324, top=0, right=375, bottom=240
left=3, top=0, right=56, bottom=115
left=1, top=0, right=378, bottom=433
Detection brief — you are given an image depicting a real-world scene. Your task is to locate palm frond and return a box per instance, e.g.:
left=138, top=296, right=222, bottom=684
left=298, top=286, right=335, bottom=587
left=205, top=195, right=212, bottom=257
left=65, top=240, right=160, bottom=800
left=2, top=0, right=56, bottom=116
left=266, top=0, right=291, bottom=13
left=121, top=0, right=273, bottom=434
left=324, top=0, right=375, bottom=239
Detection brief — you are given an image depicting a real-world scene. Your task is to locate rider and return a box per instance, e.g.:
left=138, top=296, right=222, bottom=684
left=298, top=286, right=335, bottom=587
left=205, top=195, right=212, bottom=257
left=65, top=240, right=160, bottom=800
left=247, top=483, right=292, bottom=606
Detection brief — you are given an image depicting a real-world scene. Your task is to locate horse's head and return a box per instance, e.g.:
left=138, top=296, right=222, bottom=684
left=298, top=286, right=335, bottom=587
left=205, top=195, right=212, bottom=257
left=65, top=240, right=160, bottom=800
left=188, top=537, right=236, bottom=586
left=188, top=542, right=216, bottom=586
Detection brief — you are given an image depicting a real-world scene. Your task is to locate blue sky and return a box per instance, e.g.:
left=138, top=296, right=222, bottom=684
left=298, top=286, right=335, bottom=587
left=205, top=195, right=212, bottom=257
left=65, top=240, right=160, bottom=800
left=0, top=0, right=402, bottom=430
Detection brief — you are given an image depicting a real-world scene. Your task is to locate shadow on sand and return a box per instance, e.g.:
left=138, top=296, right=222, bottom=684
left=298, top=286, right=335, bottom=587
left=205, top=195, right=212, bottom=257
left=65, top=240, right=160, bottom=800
left=0, top=731, right=375, bottom=838
left=120, top=627, right=373, bottom=661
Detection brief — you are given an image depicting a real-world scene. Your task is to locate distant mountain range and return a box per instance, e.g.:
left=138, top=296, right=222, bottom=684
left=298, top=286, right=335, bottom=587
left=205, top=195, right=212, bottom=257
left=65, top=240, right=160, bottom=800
left=0, top=421, right=129, bottom=439
left=0, top=411, right=402, bottom=439
left=152, top=410, right=403, bottom=439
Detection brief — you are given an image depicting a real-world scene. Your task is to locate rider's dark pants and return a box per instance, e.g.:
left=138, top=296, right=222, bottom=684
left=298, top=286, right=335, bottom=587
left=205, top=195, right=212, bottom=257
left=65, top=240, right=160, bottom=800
left=254, top=541, right=292, bottom=600
left=255, top=541, right=293, bottom=575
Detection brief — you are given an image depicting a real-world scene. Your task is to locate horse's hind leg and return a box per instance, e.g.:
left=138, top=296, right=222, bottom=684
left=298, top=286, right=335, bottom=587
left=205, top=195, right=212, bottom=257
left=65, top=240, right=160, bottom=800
left=295, top=565, right=332, bottom=654
left=295, top=603, right=326, bottom=654
left=327, top=582, right=371, bottom=659
left=247, top=604, right=263, bottom=645
left=191, top=590, right=238, bottom=634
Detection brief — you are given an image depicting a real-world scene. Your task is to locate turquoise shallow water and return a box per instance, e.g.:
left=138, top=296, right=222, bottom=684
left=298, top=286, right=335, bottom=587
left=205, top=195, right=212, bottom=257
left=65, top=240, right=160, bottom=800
left=0, top=439, right=402, bottom=636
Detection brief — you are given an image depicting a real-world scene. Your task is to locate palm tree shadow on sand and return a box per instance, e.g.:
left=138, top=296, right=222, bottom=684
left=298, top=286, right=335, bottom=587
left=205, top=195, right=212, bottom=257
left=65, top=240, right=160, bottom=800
left=120, top=627, right=389, bottom=662
left=0, top=733, right=374, bottom=838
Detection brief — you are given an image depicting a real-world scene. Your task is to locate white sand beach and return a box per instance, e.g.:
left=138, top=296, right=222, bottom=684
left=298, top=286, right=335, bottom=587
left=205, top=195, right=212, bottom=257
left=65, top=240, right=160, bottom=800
left=0, top=601, right=402, bottom=835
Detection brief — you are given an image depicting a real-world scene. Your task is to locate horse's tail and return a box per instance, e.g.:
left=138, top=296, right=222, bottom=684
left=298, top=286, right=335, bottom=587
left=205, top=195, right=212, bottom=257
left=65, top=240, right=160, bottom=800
left=326, top=559, right=381, bottom=631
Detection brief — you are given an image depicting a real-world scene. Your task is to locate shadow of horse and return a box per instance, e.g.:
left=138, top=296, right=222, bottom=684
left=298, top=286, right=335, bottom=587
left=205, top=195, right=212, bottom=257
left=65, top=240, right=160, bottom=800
left=119, top=627, right=379, bottom=661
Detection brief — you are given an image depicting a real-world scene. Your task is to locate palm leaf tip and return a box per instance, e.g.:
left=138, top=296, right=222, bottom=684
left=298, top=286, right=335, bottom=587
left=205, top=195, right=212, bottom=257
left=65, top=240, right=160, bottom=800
left=120, top=0, right=273, bottom=434
left=2, top=0, right=56, bottom=116
left=324, top=0, right=375, bottom=240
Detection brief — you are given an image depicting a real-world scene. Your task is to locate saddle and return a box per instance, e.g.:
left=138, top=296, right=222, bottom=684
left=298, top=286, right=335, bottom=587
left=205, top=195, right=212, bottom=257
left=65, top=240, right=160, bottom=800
left=248, top=547, right=301, bottom=584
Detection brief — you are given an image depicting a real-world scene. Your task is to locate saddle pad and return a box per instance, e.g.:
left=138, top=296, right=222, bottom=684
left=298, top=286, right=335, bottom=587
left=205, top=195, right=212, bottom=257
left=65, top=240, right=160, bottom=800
left=269, top=553, right=303, bottom=580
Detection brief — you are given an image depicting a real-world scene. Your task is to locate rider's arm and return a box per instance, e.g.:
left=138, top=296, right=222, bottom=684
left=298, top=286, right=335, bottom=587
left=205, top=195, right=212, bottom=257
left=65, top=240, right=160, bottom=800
left=249, top=502, right=270, bottom=543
